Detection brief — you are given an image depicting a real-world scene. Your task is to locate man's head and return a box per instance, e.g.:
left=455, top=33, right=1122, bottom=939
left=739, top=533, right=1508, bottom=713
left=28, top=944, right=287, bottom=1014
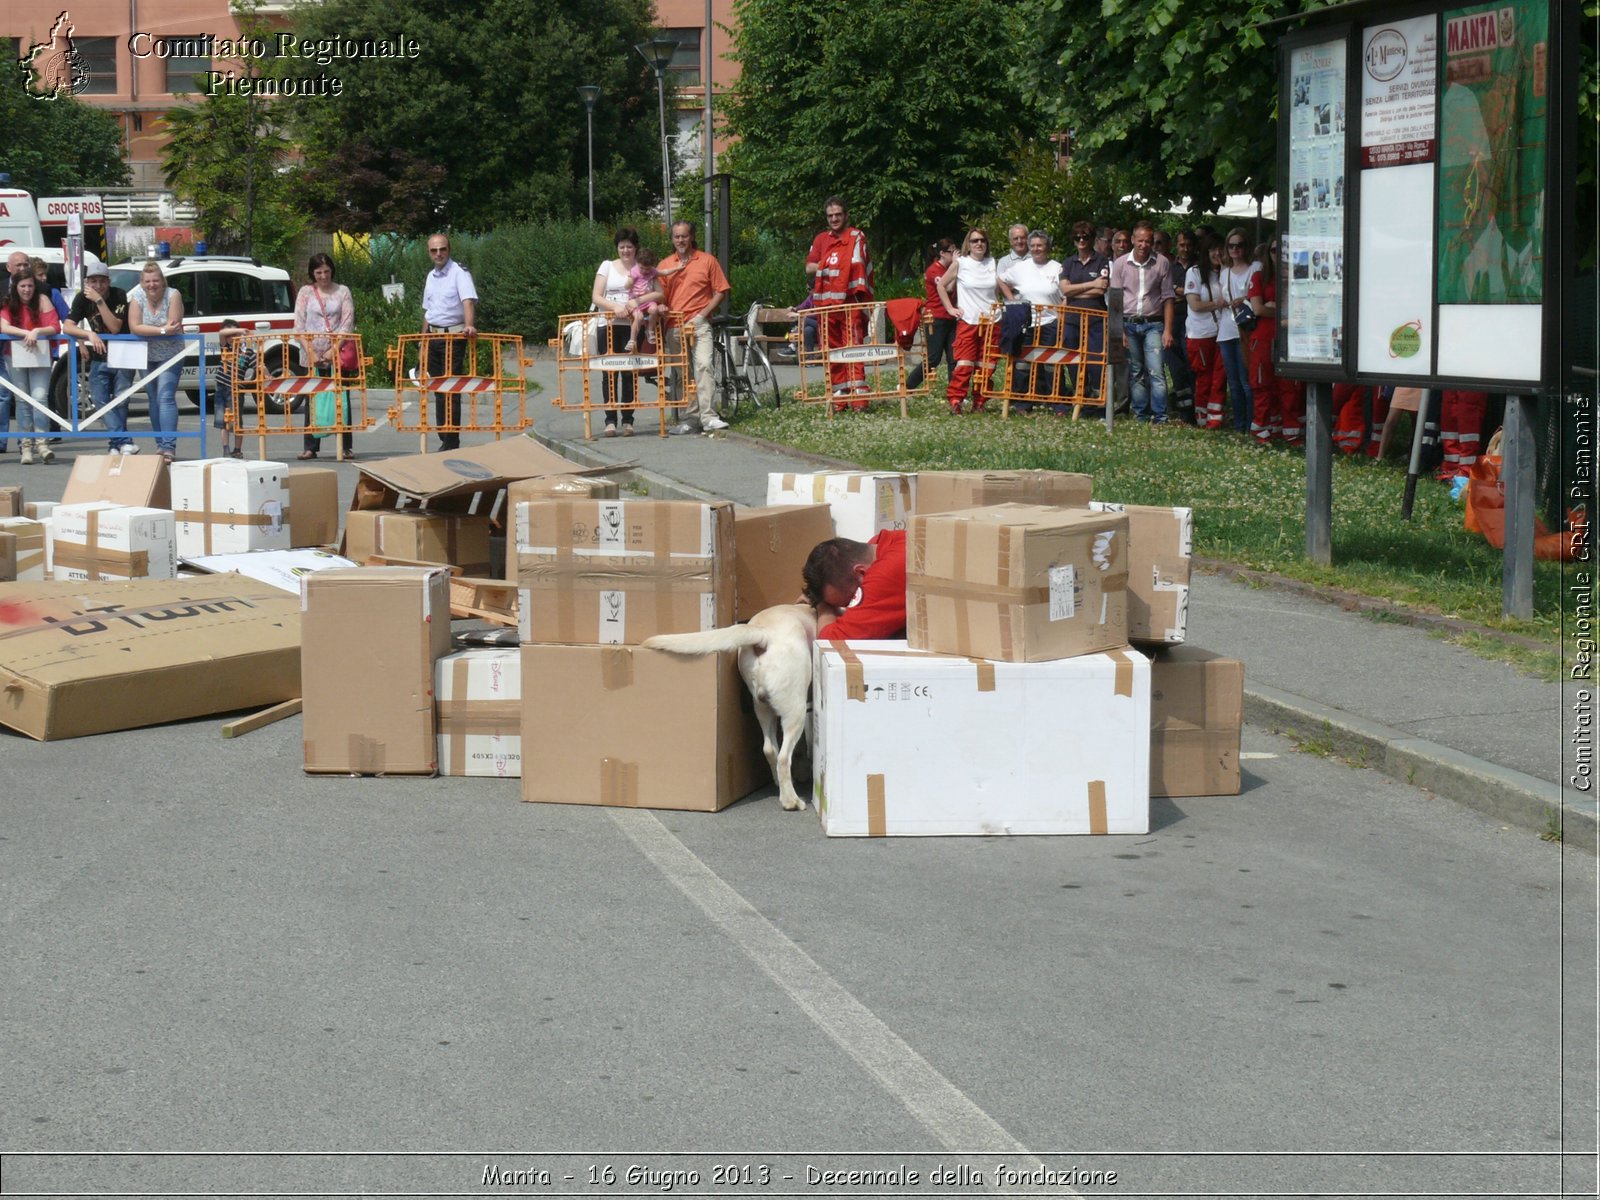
left=1007, top=224, right=1029, bottom=257
left=427, top=234, right=451, bottom=265
left=1130, top=222, right=1155, bottom=263
left=7, top=250, right=28, bottom=278
left=671, top=221, right=697, bottom=254
left=802, top=537, right=875, bottom=611
left=824, top=197, right=847, bottom=230
left=1112, top=228, right=1131, bottom=257
left=1153, top=229, right=1171, bottom=258
left=84, top=267, right=109, bottom=295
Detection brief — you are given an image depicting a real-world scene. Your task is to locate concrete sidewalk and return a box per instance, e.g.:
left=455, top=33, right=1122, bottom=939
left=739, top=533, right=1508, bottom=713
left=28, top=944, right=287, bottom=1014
left=522, top=357, right=1593, bottom=852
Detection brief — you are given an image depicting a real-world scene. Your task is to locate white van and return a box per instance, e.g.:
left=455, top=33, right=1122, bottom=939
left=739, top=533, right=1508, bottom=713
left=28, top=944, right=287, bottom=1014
left=0, top=190, right=45, bottom=248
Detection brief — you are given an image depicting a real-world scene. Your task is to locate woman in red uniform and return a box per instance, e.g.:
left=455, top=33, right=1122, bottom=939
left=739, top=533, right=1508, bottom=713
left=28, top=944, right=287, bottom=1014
left=1246, top=238, right=1304, bottom=445
left=905, top=238, right=957, bottom=391
left=936, top=228, right=999, bottom=413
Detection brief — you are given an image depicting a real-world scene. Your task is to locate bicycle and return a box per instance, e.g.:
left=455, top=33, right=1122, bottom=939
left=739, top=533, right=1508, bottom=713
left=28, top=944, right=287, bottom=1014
left=709, top=301, right=783, bottom=418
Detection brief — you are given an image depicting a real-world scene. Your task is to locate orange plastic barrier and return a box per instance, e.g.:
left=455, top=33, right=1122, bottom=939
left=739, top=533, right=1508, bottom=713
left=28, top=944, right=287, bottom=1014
left=387, top=332, right=534, bottom=451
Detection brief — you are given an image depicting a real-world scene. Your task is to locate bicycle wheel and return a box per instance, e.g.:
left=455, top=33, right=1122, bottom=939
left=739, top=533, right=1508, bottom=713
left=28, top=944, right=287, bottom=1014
left=740, top=339, right=782, bottom=408
left=711, top=340, right=737, bottom=419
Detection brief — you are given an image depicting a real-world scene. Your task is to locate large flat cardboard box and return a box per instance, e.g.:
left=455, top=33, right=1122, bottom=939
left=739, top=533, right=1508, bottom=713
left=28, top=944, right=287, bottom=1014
left=0, top=576, right=302, bottom=740
left=436, top=648, right=521, bottom=777
left=1087, top=501, right=1192, bottom=645
left=171, top=459, right=291, bottom=558
left=908, top=504, right=1129, bottom=662
left=61, top=453, right=170, bottom=510
left=521, top=643, right=766, bottom=811
left=766, top=471, right=915, bottom=542
left=284, top=466, right=339, bottom=548
left=0, top=517, right=46, bottom=581
left=183, top=548, right=358, bottom=594
left=0, top=485, right=21, bottom=518
left=301, top=567, right=453, bottom=775
left=732, top=504, right=836, bottom=622
left=344, top=510, right=492, bottom=576
left=812, top=641, right=1151, bottom=835
left=352, top=436, right=589, bottom=510
left=1150, top=645, right=1243, bottom=797
left=914, top=469, right=1092, bottom=514
left=513, top=499, right=734, bottom=645
left=52, top=503, right=177, bottom=581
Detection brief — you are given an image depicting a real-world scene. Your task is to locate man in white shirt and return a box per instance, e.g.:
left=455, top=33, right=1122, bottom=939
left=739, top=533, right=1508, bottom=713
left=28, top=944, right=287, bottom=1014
left=420, top=234, right=478, bottom=452
left=996, top=224, right=1029, bottom=274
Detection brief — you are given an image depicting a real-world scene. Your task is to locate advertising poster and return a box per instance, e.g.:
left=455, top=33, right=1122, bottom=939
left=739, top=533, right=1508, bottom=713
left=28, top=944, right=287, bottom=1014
left=1284, top=38, right=1346, bottom=366
left=1435, top=0, right=1548, bottom=380
left=1356, top=15, right=1438, bottom=375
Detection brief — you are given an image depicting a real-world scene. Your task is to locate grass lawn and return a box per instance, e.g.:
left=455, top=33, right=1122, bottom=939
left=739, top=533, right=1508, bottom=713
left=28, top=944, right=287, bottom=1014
left=730, top=395, right=1571, bottom=670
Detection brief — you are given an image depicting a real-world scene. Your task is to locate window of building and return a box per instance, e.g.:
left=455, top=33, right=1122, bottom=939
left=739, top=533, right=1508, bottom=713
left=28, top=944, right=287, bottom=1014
left=75, top=37, right=117, bottom=95
left=163, top=38, right=211, bottom=94
left=665, top=28, right=701, bottom=87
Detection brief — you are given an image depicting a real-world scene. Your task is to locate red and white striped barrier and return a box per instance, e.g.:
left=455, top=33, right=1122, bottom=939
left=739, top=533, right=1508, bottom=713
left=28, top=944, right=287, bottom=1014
left=263, top=376, right=342, bottom=394
left=1018, top=346, right=1082, bottom=366
left=420, top=376, right=498, bottom=393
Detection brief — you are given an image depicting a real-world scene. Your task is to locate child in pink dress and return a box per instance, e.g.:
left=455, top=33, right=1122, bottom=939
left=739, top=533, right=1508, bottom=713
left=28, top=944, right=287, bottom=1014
left=624, top=247, right=662, bottom=352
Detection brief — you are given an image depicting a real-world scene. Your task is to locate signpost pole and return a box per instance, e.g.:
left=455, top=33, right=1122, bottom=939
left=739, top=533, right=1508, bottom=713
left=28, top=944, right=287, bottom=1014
left=1305, top=381, right=1332, bottom=564
left=1501, top=395, right=1536, bottom=619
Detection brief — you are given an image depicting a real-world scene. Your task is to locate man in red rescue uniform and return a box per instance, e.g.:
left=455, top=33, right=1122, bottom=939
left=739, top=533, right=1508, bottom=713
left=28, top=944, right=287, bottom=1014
left=806, top=196, right=874, bottom=411
left=802, top=532, right=907, bottom=639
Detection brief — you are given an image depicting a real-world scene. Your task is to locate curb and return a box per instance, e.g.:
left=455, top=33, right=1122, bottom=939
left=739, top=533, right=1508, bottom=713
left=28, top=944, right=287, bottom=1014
left=532, top=426, right=1594, bottom=854
left=1245, top=682, right=1593, bottom=852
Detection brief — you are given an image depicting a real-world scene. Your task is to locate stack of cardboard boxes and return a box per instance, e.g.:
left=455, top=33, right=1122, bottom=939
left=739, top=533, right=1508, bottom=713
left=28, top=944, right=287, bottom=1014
left=770, top=469, right=1243, bottom=837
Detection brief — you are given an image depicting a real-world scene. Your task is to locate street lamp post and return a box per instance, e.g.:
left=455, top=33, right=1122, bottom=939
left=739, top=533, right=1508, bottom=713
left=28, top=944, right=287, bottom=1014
left=577, top=84, right=601, bottom=223
left=634, top=35, right=680, bottom=225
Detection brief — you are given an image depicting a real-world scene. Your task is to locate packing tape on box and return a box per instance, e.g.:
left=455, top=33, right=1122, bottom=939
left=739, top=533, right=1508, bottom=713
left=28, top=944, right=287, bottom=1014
left=866, top=773, right=887, bottom=837
left=345, top=734, right=388, bottom=775
left=831, top=646, right=998, bottom=693
left=601, top=647, right=633, bottom=691
left=1087, top=779, right=1109, bottom=835
left=830, top=642, right=868, bottom=701
left=601, top=757, right=639, bottom=806
left=438, top=702, right=520, bottom=775
left=1106, top=648, right=1135, bottom=698
left=54, top=509, right=151, bottom=580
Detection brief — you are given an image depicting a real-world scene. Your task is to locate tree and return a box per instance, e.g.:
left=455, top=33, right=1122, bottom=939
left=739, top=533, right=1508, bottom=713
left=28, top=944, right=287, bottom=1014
left=722, top=0, right=1035, bottom=274
left=0, top=39, right=130, bottom=195
left=278, top=0, right=666, bottom=233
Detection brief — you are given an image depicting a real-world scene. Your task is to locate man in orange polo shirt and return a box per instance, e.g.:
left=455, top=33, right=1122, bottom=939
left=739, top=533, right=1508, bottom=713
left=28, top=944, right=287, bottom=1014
left=658, top=220, right=732, bottom=435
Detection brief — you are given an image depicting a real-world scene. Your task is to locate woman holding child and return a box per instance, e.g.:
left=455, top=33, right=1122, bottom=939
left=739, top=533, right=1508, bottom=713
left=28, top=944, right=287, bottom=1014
left=591, top=227, right=663, bottom=437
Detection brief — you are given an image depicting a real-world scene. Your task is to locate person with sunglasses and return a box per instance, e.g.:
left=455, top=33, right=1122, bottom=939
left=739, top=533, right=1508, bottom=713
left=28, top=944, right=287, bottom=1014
left=1058, top=219, right=1110, bottom=401
left=935, top=228, right=999, bottom=413
left=1246, top=239, right=1303, bottom=444
left=1217, top=227, right=1256, bottom=433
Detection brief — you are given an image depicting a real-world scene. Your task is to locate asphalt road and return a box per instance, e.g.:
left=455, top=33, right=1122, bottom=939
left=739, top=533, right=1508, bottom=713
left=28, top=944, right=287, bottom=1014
left=1, top=407, right=1595, bottom=1200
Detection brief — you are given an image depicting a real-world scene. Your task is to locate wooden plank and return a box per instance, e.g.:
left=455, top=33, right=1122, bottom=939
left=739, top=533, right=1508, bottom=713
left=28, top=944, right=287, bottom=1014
left=221, top=698, right=303, bottom=739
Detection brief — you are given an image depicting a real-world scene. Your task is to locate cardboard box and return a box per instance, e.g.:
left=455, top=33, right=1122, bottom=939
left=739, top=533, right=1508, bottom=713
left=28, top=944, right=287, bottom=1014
left=1087, top=501, right=1192, bottom=645
left=766, top=471, right=915, bottom=542
left=732, top=504, right=836, bottom=622
left=521, top=644, right=766, bottom=810
left=0, top=485, right=21, bottom=518
left=812, top=641, right=1151, bottom=835
left=284, top=467, right=340, bottom=548
left=0, top=517, right=46, bottom=581
left=436, top=649, right=521, bottom=777
left=0, top=531, right=15, bottom=581
left=1150, top=645, right=1243, bottom=797
left=0, top=576, right=302, bottom=740
left=352, top=437, right=589, bottom=511
left=513, top=499, right=734, bottom=645
left=344, top=510, right=492, bottom=576
left=506, top=474, right=620, bottom=510
left=914, top=469, right=1093, bottom=514
left=171, top=459, right=291, bottom=558
left=908, top=504, right=1129, bottom=662
left=23, top=501, right=56, bottom=522
left=52, top=503, right=176, bottom=582
left=61, top=453, right=170, bottom=510
left=301, top=567, right=453, bottom=775
left=183, top=548, right=357, bottom=594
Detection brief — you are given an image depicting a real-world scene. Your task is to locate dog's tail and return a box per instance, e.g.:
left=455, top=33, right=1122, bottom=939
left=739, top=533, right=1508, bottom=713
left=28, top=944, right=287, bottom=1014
left=642, top=625, right=771, bottom=657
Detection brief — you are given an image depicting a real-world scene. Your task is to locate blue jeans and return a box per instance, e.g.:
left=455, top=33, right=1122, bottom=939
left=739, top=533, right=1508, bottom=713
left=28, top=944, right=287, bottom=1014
left=145, top=356, right=180, bottom=454
left=1125, top=320, right=1167, bottom=422
left=1218, top=338, right=1252, bottom=431
left=10, top=365, right=53, bottom=436
left=89, top=359, right=134, bottom=449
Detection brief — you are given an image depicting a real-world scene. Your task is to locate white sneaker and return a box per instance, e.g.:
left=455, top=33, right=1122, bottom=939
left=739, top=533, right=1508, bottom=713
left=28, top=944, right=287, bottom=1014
left=702, top=416, right=729, bottom=432
left=668, top=421, right=700, bottom=436
left=37, top=445, right=55, bottom=464
left=120, top=442, right=140, bottom=455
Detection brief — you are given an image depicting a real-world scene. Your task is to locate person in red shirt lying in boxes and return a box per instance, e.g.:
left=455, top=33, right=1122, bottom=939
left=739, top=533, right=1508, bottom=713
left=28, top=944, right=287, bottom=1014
left=801, top=531, right=908, bottom=639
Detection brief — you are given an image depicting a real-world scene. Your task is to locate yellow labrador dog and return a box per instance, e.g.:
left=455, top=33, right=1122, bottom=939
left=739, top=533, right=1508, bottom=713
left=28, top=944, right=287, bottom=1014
left=643, top=604, right=819, bottom=811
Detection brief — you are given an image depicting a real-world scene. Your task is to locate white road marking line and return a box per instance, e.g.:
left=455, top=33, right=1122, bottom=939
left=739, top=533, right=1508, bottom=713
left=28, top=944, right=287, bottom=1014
left=608, top=808, right=1058, bottom=1186
left=1240, top=752, right=1279, bottom=760
left=366, top=399, right=412, bottom=433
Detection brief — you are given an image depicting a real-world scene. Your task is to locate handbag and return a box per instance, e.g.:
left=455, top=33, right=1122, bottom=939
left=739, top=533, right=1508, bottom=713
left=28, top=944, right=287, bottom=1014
left=1231, top=300, right=1259, bottom=334
left=313, top=388, right=347, bottom=428
left=338, top=337, right=359, bottom=373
